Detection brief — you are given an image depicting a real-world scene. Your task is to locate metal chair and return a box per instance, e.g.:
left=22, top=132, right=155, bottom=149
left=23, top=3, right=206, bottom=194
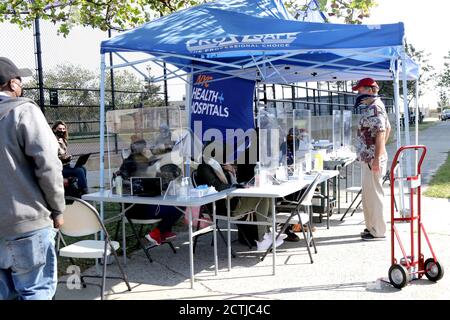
left=113, top=204, right=177, bottom=264
left=190, top=170, right=250, bottom=257
left=57, top=196, right=131, bottom=300
left=340, top=168, right=396, bottom=221
left=262, top=174, right=322, bottom=264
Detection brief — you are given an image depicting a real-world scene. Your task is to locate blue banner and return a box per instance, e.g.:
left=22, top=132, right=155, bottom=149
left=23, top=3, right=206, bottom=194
left=190, top=73, right=255, bottom=151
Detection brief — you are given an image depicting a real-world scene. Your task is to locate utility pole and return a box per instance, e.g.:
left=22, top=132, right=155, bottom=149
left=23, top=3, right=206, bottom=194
left=33, top=17, right=45, bottom=114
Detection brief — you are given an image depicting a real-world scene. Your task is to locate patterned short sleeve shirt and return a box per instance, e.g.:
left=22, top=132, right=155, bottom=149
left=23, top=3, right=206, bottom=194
left=356, top=98, right=390, bottom=163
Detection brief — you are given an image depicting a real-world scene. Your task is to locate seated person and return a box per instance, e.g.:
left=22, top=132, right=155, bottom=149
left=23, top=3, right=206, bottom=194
left=119, top=139, right=183, bottom=245
left=52, top=120, right=88, bottom=195
left=150, top=124, right=175, bottom=155
left=195, top=146, right=286, bottom=251
left=280, top=128, right=311, bottom=166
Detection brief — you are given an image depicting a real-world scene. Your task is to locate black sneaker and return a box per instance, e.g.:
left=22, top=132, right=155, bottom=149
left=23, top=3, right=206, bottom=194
left=360, top=228, right=370, bottom=236
left=284, top=229, right=300, bottom=242
left=361, top=233, right=385, bottom=241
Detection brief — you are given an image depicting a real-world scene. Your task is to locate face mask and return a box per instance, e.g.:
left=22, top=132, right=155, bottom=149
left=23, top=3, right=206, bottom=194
left=55, top=131, right=65, bottom=138
left=143, top=148, right=152, bottom=159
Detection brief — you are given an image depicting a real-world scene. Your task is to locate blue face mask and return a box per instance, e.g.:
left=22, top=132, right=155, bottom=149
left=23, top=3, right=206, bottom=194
left=353, top=93, right=378, bottom=109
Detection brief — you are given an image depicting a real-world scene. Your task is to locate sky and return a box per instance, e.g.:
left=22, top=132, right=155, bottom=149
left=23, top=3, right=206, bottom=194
left=364, top=0, right=450, bottom=108
left=0, top=0, right=448, bottom=107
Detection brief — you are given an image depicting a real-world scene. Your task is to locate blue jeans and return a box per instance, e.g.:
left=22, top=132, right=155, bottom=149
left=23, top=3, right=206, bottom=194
left=0, top=227, right=58, bottom=300
left=125, top=204, right=184, bottom=233
left=63, top=165, right=88, bottom=190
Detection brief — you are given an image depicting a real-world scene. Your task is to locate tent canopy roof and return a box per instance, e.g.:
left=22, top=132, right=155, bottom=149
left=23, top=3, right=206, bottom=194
left=101, top=0, right=419, bottom=82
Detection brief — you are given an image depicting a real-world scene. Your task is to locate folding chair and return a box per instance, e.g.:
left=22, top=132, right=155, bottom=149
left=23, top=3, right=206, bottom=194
left=57, top=196, right=131, bottom=300
left=262, top=174, right=322, bottom=264
left=191, top=170, right=251, bottom=257
left=113, top=204, right=177, bottom=265
left=340, top=168, right=396, bottom=221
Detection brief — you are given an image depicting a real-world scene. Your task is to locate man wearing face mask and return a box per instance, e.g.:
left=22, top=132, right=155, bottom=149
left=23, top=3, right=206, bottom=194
left=0, top=57, right=65, bottom=299
left=352, top=78, right=391, bottom=241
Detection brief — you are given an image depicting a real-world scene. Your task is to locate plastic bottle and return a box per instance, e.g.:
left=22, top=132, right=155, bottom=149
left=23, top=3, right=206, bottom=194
left=254, top=163, right=260, bottom=187
left=313, top=151, right=323, bottom=172
left=317, top=152, right=324, bottom=171
left=115, top=175, right=123, bottom=196
left=304, top=152, right=312, bottom=173
left=179, top=177, right=189, bottom=199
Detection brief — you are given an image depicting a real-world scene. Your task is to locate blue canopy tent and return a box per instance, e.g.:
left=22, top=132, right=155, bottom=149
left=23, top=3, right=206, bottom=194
left=98, top=0, right=420, bottom=214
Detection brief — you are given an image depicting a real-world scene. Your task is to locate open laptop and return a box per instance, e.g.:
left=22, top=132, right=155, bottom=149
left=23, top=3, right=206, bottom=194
left=74, top=153, right=91, bottom=168
left=130, top=177, right=162, bottom=197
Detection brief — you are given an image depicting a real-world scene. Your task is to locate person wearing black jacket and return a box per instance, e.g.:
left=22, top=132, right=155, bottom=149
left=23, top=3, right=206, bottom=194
left=119, top=139, right=183, bottom=246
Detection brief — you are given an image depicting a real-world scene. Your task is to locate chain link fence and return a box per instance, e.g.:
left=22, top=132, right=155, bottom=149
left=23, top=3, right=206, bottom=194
left=1, top=21, right=394, bottom=159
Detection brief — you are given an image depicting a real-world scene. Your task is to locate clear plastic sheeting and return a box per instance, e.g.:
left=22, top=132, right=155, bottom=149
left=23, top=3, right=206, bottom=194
left=342, top=110, right=353, bottom=152
left=292, top=109, right=312, bottom=175
left=106, top=107, right=185, bottom=191
left=332, top=110, right=342, bottom=153
left=258, top=107, right=288, bottom=182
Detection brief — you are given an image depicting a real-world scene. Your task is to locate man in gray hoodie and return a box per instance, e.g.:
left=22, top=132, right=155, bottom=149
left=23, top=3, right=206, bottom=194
left=0, top=57, right=65, bottom=300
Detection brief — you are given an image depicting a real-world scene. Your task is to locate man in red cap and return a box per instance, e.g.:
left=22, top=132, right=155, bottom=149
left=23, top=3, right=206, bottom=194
left=353, top=78, right=391, bottom=241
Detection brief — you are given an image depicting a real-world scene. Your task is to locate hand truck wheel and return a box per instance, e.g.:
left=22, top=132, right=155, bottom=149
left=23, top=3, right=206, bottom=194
left=424, top=258, right=444, bottom=282
left=388, top=264, right=410, bottom=289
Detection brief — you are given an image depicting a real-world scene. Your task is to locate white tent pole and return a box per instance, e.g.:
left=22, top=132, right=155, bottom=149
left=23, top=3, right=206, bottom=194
left=415, top=80, right=419, bottom=145
left=393, top=60, right=405, bottom=216
left=185, top=67, right=194, bottom=177
left=415, top=80, right=420, bottom=175
left=401, top=48, right=412, bottom=178
left=99, top=53, right=106, bottom=238
left=99, top=54, right=106, bottom=192
left=393, top=66, right=402, bottom=150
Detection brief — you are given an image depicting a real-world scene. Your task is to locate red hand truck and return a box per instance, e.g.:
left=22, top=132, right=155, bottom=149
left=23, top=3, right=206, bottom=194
left=388, top=145, right=444, bottom=289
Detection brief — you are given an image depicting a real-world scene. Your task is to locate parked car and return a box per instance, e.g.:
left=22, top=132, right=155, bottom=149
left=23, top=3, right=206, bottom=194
left=441, top=109, right=450, bottom=121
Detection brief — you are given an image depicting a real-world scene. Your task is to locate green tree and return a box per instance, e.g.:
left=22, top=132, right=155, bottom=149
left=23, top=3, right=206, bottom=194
left=377, top=43, right=435, bottom=109
left=23, top=63, right=163, bottom=134
left=437, top=90, right=449, bottom=112
left=285, top=0, right=377, bottom=24
left=437, top=51, right=450, bottom=102
left=104, top=69, right=164, bottom=109
left=1, top=0, right=377, bottom=36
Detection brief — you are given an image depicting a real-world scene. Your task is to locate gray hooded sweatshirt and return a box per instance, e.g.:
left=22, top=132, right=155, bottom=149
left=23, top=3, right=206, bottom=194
left=0, top=95, right=65, bottom=238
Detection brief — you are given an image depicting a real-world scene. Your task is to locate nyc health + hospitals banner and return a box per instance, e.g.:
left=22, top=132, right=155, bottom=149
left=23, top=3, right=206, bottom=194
left=190, top=72, right=255, bottom=158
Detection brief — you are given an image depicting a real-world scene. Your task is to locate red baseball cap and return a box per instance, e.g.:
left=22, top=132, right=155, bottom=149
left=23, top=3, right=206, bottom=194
left=352, top=78, right=379, bottom=91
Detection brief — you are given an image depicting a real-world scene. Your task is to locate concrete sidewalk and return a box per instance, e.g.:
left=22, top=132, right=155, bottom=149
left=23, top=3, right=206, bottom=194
left=55, top=195, right=450, bottom=300
left=57, top=121, right=450, bottom=300
left=386, top=120, right=450, bottom=184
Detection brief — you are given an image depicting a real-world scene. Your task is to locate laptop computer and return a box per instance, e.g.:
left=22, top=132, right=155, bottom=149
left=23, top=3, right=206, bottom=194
left=130, top=177, right=162, bottom=197
left=74, top=153, right=91, bottom=168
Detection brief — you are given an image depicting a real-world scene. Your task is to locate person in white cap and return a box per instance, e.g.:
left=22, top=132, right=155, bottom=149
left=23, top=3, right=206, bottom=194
left=0, top=57, right=65, bottom=299
left=352, top=78, right=391, bottom=241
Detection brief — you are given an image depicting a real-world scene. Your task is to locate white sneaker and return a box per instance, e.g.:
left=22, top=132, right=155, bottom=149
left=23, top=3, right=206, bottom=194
left=255, top=236, right=284, bottom=251
left=145, top=233, right=161, bottom=246
left=263, top=232, right=287, bottom=241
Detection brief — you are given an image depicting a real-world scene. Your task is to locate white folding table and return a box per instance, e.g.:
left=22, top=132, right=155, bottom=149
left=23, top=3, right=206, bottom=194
left=224, top=170, right=340, bottom=275
left=82, top=189, right=230, bottom=288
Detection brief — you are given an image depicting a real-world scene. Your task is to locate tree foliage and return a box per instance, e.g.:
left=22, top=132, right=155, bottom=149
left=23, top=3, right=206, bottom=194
left=1, top=0, right=377, bottom=36
left=286, top=0, right=377, bottom=24
left=377, top=43, right=435, bottom=109
left=437, top=51, right=450, bottom=110
left=23, top=63, right=163, bottom=134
